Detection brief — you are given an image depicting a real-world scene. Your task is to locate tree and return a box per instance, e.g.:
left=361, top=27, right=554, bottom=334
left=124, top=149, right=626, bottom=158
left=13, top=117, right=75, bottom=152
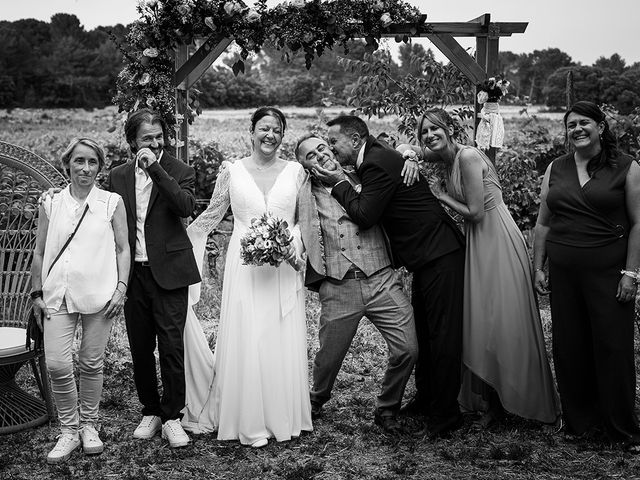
left=594, top=53, right=626, bottom=74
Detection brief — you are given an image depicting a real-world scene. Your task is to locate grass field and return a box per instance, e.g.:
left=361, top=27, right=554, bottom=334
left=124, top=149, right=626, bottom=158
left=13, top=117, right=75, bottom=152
left=1, top=108, right=638, bottom=480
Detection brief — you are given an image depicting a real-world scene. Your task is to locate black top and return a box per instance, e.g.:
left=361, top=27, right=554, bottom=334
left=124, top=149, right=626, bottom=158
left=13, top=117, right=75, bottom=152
left=546, top=152, right=632, bottom=247
left=332, top=136, right=464, bottom=271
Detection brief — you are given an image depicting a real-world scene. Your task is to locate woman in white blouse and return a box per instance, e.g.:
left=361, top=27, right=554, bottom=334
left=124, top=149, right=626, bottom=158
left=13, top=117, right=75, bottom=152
left=30, top=138, right=130, bottom=464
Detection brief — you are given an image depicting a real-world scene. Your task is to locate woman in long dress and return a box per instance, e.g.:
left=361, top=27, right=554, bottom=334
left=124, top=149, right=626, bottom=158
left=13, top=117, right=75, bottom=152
left=180, top=107, right=312, bottom=447
left=410, top=109, right=560, bottom=426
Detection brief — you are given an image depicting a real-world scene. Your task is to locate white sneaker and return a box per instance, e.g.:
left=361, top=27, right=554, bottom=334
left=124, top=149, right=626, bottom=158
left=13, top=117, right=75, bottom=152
left=161, top=419, right=190, bottom=448
left=47, top=433, right=81, bottom=464
left=80, top=425, right=104, bottom=454
left=133, top=415, right=162, bottom=439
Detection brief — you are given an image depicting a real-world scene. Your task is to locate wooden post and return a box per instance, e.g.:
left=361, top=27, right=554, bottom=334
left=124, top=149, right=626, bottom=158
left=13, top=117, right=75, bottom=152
left=473, top=14, right=489, bottom=158
left=566, top=70, right=575, bottom=109
left=175, top=43, right=189, bottom=164
left=485, top=23, right=500, bottom=162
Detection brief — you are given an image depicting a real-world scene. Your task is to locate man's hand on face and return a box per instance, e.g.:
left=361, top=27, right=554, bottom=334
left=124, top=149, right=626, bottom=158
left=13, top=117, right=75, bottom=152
left=312, top=159, right=347, bottom=187
left=136, top=147, right=158, bottom=170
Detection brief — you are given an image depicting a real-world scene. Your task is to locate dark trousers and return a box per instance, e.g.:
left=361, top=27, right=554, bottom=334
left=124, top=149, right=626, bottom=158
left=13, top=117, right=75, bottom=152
left=411, top=248, right=465, bottom=424
left=548, top=240, right=640, bottom=442
left=124, top=263, right=188, bottom=422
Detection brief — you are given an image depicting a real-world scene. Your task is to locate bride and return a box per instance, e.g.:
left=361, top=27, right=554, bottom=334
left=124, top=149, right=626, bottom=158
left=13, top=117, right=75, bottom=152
left=180, top=107, right=312, bottom=447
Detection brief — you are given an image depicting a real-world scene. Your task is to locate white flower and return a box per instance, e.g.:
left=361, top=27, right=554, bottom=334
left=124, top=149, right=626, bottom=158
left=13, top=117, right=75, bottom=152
left=176, top=4, right=191, bottom=16
left=143, top=47, right=159, bottom=58
left=146, top=96, right=155, bottom=107
left=290, top=0, right=306, bottom=7
left=380, top=12, right=393, bottom=28
left=477, top=91, right=489, bottom=104
left=139, top=73, right=151, bottom=85
left=204, top=17, right=217, bottom=31
left=223, top=1, right=242, bottom=16
left=245, top=8, right=261, bottom=23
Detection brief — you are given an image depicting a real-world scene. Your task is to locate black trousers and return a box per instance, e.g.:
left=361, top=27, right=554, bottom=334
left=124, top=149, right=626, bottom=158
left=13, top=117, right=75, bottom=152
left=548, top=240, right=640, bottom=442
left=411, top=248, right=465, bottom=423
left=124, top=263, right=188, bottom=422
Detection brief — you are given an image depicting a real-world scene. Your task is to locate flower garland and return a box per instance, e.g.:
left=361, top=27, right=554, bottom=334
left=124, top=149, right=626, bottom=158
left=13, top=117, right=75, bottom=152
left=113, top=0, right=422, bottom=132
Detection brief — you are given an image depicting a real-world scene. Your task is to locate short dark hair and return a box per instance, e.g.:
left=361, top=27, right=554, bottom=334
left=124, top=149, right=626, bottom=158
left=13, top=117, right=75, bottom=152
left=294, top=133, right=322, bottom=160
left=564, top=101, right=618, bottom=174
left=124, top=109, right=168, bottom=153
left=60, top=138, right=105, bottom=177
left=250, top=106, right=287, bottom=133
left=326, top=115, right=369, bottom=138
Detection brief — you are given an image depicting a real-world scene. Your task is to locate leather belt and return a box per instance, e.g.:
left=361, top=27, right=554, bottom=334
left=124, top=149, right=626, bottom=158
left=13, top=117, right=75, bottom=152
left=135, top=261, right=151, bottom=267
left=342, top=268, right=367, bottom=280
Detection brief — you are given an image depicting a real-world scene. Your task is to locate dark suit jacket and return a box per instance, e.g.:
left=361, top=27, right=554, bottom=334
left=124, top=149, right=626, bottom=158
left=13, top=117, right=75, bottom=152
left=106, top=151, right=201, bottom=290
left=332, top=136, right=464, bottom=272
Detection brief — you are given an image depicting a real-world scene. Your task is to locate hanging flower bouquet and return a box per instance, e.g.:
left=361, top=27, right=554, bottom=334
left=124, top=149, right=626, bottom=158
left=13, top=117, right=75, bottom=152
left=475, top=77, right=510, bottom=150
left=240, top=212, right=294, bottom=267
left=476, top=76, right=510, bottom=104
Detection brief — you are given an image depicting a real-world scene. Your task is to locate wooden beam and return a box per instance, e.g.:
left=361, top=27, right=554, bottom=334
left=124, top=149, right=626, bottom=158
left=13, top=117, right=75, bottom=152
left=174, top=36, right=233, bottom=90
left=425, top=33, right=486, bottom=85
left=385, top=21, right=527, bottom=38
left=175, top=43, right=189, bottom=163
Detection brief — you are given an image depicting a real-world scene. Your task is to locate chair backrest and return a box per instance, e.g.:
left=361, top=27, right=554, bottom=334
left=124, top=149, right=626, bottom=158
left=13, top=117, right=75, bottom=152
left=0, top=141, right=67, bottom=328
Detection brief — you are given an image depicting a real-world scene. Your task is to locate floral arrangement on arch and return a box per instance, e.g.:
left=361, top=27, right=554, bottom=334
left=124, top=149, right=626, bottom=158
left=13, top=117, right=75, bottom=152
left=476, top=76, right=510, bottom=104
left=113, top=0, right=422, bottom=132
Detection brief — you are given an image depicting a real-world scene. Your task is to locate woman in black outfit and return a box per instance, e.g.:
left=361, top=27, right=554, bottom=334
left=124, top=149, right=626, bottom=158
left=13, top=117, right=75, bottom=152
left=533, top=101, right=640, bottom=450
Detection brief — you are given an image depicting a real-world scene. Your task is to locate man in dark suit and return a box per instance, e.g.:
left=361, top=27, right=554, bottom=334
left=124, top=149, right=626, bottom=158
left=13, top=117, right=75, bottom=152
left=106, top=109, right=201, bottom=448
left=313, top=115, right=465, bottom=438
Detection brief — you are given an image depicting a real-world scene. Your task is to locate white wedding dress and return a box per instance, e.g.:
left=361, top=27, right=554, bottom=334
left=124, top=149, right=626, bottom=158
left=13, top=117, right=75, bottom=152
left=181, top=159, right=312, bottom=444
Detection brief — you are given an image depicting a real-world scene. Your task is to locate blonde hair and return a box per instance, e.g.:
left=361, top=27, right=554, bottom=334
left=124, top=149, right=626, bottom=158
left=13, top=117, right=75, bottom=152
left=60, top=138, right=106, bottom=177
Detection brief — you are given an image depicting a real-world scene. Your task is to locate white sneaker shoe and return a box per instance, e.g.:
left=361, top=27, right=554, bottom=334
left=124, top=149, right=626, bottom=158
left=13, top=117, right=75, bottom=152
left=47, top=433, right=81, bottom=464
left=161, top=419, right=190, bottom=448
left=80, top=425, right=104, bottom=454
left=133, top=415, right=162, bottom=439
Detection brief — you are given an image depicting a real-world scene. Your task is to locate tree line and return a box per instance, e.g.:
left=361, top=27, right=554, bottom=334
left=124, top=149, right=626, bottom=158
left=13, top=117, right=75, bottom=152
left=1, top=14, right=638, bottom=113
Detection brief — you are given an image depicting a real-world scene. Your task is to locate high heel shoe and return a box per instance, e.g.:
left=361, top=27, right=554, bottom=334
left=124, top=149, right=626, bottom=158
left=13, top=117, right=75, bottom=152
left=251, top=438, right=268, bottom=448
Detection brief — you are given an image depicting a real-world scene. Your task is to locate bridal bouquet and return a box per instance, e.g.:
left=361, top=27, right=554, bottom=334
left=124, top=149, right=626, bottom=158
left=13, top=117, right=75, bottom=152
left=240, top=212, right=293, bottom=267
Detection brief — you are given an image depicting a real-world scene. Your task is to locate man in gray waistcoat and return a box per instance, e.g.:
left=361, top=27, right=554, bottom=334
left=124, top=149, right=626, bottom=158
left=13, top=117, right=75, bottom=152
left=296, top=134, right=418, bottom=434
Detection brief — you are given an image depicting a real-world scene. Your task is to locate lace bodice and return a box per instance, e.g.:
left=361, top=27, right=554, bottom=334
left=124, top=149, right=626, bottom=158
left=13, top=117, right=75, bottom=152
left=188, top=158, right=306, bottom=238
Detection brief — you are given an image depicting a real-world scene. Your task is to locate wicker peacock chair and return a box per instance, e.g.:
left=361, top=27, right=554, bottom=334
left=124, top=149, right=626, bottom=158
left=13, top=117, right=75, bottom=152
left=0, top=140, right=67, bottom=434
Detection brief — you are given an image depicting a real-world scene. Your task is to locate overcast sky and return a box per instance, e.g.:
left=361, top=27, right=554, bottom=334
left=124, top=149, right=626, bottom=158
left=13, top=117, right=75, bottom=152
left=2, top=0, right=638, bottom=66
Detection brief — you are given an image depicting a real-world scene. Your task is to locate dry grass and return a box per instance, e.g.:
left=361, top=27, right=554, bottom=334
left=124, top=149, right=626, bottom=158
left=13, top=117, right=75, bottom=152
left=1, top=109, right=639, bottom=479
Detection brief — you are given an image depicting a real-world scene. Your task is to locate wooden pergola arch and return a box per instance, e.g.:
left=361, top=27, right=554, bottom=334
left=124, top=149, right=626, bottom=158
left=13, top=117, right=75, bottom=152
left=173, top=13, right=527, bottom=163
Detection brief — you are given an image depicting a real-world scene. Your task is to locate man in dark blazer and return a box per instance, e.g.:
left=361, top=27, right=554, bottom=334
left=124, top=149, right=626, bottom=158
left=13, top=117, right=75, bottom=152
left=106, top=109, right=200, bottom=448
left=313, top=115, right=466, bottom=438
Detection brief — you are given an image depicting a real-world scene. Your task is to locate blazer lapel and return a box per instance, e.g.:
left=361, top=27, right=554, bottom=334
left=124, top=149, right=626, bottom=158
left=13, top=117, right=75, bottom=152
left=124, top=161, right=136, bottom=215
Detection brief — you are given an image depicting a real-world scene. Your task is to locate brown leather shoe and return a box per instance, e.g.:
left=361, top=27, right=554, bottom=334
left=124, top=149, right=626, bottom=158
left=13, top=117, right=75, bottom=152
left=374, top=413, right=403, bottom=435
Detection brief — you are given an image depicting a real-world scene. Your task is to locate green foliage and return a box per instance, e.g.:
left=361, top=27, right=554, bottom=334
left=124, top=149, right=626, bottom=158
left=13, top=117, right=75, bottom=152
left=114, top=0, right=421, bottom=127
left=497, top=116, right=561, bottom=231
left=190, top=139, right=227, bottom=215
left=0, top=17, right=124, bottom=109
left=606, top=106, right=640, bottom=159
left=340, top=48, right=473, bottom=141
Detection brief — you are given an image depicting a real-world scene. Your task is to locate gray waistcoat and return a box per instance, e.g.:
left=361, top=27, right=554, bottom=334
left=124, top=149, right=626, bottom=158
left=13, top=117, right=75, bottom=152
left=312, top=182, right=391, bottom=280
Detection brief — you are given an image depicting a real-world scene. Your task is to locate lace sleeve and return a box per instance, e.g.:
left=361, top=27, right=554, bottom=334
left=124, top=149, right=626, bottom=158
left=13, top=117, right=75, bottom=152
left=187, top=161, right=231, bottom=236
